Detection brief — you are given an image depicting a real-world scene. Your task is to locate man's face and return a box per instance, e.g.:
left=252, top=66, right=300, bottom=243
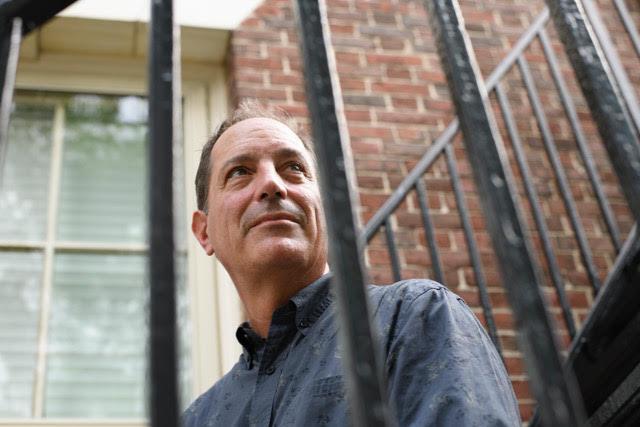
left=196, top=117, right=327, bottom=278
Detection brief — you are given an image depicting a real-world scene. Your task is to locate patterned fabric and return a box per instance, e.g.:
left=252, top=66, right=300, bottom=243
left=182, top=275, right=521, bottom=426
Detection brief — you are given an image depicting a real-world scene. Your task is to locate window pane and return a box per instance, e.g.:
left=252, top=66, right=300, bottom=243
left=0, top=103, right=54, bottom=240
left=1, top=91, right=192, bottom=419
left=176, top=253, right=192, bottom=410
left=56, top=95, right=148, bottom=243
left=44, top=253, right=146, bottom=418
left=0, top=251, right=43, bottom=417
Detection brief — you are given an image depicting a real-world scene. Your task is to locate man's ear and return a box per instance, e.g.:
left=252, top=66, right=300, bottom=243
left=191, top=210, right=215, bottom=256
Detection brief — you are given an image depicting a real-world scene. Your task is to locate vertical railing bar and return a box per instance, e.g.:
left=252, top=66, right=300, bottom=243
left=383, top=220, right=402, bottom=282
left=538, top=29, right=622, bottom=253
left=363, top=122, right=456, bottom=243
left=484, top=8, right=551, bottom=90
left=425, top=1, right=585, bottom=424
left=148, top=0, right=179, bottom=426
left=614, top=0, right=640, bottom=59
left=414, top=179, right=445, bottom=284
left=444, top=143, right=502, bottom=355
left=495, top=82, right=577, bottom=338
left=581, top=0, right=640, bottom=136
left=0, top=17, right=21, bottom=189
left=544, top=0, right=640, bottom=223
left=518, top=55, right=601, bottom=294
left=294, top=1, right=394, bottom=426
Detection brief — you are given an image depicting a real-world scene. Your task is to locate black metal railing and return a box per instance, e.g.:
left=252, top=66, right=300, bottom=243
left=0, top=1, right=181, bottom=427
left=294, top=1, right=393, bottom=425
left=148, top=1, right=180, bottom=427
left=615, top=0, right=640, bottom=61
left=584, top=0, right=640, bottom=135
left=361, top=1, right=640, bottom=338
left=356, top=1, right=640, bottom=425
left=0, top=0, right=639, bottom=427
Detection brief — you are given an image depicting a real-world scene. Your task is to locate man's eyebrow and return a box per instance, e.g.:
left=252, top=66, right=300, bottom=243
left=220, top=154, right=256, bottom=172
left=221, top=147, right=307, bottom=169
left=273, top=147, right=308, bottom=161
left=217, top=146, right=310, bottom=179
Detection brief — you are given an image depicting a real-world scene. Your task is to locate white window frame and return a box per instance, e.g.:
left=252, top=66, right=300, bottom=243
left=0, top=23, right=242, bottom=427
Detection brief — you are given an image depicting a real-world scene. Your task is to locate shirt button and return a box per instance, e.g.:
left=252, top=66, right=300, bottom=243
left=299, top=320, right=309, bottom=329
left=265, top=366, right=275, bottom=375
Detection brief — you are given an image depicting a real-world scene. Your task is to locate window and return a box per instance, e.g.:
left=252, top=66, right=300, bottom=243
left=0, top=92, right=191, bottom=418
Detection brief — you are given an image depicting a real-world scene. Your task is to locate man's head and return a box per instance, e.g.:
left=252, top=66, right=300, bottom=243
left=191, top=101, right=328, bottom=284
left=194, top=101, right=314, bottom=212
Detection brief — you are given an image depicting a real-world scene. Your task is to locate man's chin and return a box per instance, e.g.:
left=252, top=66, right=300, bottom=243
left=251, top=238, right=310, bottom=268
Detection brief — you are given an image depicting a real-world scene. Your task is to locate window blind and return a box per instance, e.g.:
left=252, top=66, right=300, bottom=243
left=0, top=251, right=42, bottom=417
left=0, top=92, right=192, bottom=419
left=0, top=103, right=54, bottom=241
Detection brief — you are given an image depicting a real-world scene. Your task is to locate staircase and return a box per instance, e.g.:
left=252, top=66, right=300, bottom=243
left=355, top=1, right=640, bottom=425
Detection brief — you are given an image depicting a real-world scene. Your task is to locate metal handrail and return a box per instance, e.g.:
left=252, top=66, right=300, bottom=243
left=614, top=0, right=640, bottom=61
left=545, top=0, right=640, bottom=221
left=361, top=1, right=637, bottom=339
left=361, top=7, right=556, bottom=356
left=363, top=8, right=551, bottom=241
left=295, top=1, right=394, bottom=426
left=583, top=0, right=640, bottom=138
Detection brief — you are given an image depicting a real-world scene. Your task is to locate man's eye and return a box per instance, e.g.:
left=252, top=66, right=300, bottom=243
left=228, top=167, right=249, bottom=179
left=286, top=162, right=305, bottom=173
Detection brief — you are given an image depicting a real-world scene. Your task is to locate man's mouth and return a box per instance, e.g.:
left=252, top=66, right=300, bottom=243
left=251, top=212, right=300, bottom=229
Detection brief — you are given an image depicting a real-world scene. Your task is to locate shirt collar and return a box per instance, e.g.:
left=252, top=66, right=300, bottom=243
left=290, top=273, right=332, bottom=335
left=235, top=273, right=333, bottom=368
left=236, top=323, right=264, bottom=369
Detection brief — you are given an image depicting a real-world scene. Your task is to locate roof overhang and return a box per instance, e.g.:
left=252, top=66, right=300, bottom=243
left=18, top=0, right=264, bottom=64
left=21, top=17, right=229, bottom=64
left=59, top=0, right=263, bottom=30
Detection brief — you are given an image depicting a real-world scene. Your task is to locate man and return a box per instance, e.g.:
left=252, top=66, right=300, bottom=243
left=184, top=101, right=521, bottom=426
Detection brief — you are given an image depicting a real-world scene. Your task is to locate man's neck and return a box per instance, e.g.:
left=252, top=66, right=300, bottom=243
left=232, top=264, right=329, bottom=338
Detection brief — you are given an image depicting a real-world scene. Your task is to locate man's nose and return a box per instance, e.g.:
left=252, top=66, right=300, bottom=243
left=256, top=166, right=287, bottom=200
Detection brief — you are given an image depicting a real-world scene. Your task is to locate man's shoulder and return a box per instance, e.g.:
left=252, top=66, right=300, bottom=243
left=366, top=278, right=482, bottom=336
left=181, top=361, right=243, bottom=427
left=367, top=278, right=454, bottom=308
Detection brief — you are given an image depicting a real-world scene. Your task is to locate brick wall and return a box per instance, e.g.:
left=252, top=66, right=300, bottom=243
left=227, top=0, right=639, bottom=421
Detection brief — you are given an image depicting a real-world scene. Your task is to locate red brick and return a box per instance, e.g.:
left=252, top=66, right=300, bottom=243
left=504, top=356, right=525, bottom=376
left=512, top=380, right=532, bottom=400
left=349, top=126, right=393, bottom=139
left=366, top=53, right=423, bottom=66
left=391, top=97, right=418, bottom=110
left=339, top=78, right=366, bottom=91
left=234, top=57, right=283, bottom=71
left=376, top=111, right=439, bottom=125
left=236, top=87, right=288, bottom=101
left=371, top=82, right=429, bottom=95
left=519, top=402, right=535, bottom=421
left=344, top=108, right=371, bottom=122
left=269, top=72, right=302, bottom=86
left=351, top=139, right=383, bottom=155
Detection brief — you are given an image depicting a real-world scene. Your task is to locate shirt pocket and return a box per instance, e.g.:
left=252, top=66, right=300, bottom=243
left=305, top=375, right=348, bottom=426
left=311, top=375, right=345, bottom=399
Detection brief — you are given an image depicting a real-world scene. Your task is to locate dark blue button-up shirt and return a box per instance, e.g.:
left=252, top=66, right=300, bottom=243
left=182, top=275, right=520, bottom=426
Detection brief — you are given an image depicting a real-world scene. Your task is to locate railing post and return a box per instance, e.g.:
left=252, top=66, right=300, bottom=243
left=0, top=16, right=21, bottom=189
left=424, top=0, right=586, bottom=425
left=148, top=0, right=179, bottom=426
left=544, top=0, right=640, bottom=222
left=581, top=0, right=640, bottom=135
left=293, top=1, right=394, bottom=426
